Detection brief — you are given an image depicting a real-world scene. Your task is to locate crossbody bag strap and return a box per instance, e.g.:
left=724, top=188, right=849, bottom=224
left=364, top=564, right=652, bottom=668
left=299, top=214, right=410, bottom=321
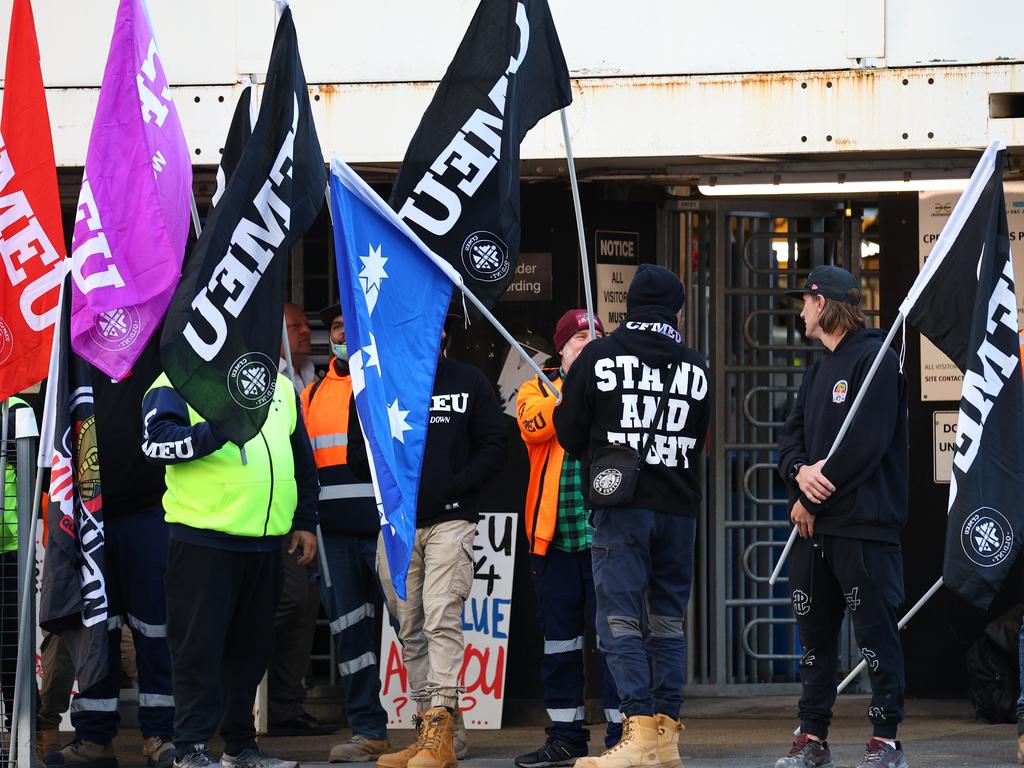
left=638, top=362, right=679, bottom=462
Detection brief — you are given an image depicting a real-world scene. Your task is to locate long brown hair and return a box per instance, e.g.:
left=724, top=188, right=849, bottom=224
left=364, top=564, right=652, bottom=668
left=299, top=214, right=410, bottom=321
left=818, top=289, right=866, bottom=335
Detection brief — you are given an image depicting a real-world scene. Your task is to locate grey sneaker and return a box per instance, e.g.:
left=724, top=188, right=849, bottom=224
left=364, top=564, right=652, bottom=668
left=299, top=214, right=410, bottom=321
left=220, top=749, right=297, bottom=768
left=452, top=709, right=468, bottom=760
left=173, top=744, right=220, bottom=768
left=775, top=734, right=834, bottom=768
left=144, top=737, right=177, bottom=768
left=328, top=736, right=390, bottom=763
left=856, top=739, right=907, bottom=768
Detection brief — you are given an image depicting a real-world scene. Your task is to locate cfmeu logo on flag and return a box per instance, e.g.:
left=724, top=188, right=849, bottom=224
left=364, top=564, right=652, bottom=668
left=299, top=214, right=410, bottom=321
left=960, top=507, right=1013, bottom=568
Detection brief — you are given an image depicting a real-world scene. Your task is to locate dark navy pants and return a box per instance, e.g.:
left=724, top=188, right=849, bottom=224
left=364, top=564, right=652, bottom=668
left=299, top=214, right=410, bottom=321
left=531, top=547, right=621, bottom=749
left=319, top=533, right=388, bottom=740
left=72, top=508, right=174, bottom=743
left=591, top=508, right=696, bottom=719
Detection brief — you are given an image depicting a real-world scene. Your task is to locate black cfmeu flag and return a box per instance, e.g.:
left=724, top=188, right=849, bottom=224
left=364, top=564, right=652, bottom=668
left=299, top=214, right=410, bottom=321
left=160, top=8, right=324, bottom=446
left=389, top=0, right=572, bottom=307
left=905, top=144, right=1024, bottom=609
left=39, top=274, right=109, bottom=690
left=210, top=81, right=253, bottom=210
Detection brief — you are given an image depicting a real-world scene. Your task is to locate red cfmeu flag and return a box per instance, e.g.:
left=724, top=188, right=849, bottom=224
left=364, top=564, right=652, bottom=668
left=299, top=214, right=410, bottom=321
left=0, top=0, right=65, bottom=401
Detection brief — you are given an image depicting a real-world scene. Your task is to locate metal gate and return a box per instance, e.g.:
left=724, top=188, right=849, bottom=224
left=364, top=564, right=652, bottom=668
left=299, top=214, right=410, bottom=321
left=666, top=199, right=879, bottom=692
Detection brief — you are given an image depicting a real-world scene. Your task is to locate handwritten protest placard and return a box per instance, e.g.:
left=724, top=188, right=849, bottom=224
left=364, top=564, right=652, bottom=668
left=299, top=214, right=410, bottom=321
left=379, top=512, right=518, bottom=729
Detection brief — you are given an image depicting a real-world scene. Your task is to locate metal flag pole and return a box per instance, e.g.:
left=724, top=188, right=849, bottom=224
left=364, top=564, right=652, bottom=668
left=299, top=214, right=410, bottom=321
left=559, top=108, right=597, bottom=340
left=768, top=314, right=905, bottom=585
left=836, top=576, right=944, bottom=694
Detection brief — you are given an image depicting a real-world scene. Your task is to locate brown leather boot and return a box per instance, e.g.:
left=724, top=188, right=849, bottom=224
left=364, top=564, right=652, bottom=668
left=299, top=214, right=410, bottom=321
left=575, top=715, right=659, bottom=768
left=654, top=714, right=684, bottom=768
left=407, top=707, right=457, bottom=768
left=377, top=715, right=425, bottom=768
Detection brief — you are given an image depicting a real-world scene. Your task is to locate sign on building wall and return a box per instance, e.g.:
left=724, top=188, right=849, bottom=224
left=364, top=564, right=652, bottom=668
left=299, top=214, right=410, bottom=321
left=501, top=252, right=552, bottom=302
left=918, top=184, right=1024, bottom=400
left=380, top=513, right=518, bottom=729
left=933, top=411, right=958, bottom=484
left=595, top=230, right=640, bottom=331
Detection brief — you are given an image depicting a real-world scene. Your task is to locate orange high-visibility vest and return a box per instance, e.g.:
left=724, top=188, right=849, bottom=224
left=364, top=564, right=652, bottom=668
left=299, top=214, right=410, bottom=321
left=300, top=364, right=352, bottom=469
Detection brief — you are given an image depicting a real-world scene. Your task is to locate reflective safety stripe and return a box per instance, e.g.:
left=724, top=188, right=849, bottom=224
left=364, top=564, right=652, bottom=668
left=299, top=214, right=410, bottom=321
left=139, top=693, right=175, bottom=708
left=338, top=651, right=377, bottom=677
left=648, top=613, right=685, bottom=638
left=543, top=636, right=584, bottom=654
left=320, top=483, right=375, bottom=501
left=605, top=708, right=621, bottom=723
left=607, top=615, right=642, bottom=638
left=330, top=603, right=375, bottom=634
left=546, top=706, right=585, bottom=723
left=70, top=697, right=118, bottom=713
left=312, top=433, right=348, bottom=450
left=107, top=616, right=124, bottom=631
left=128, top=613, right=167, bottom=638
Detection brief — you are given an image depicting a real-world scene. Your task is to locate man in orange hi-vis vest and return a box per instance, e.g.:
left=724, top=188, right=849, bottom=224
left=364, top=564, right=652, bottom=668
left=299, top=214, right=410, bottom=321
left=301, top=304, right=392, bottom=763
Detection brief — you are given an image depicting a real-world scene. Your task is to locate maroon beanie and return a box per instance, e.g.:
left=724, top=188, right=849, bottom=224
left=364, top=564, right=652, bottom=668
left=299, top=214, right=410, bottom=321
left=553, top=309, right=604, bottom=353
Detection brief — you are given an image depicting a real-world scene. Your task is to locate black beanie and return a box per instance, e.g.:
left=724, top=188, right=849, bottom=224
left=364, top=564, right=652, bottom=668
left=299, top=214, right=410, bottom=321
left=626, top=264, right=684, bottom=313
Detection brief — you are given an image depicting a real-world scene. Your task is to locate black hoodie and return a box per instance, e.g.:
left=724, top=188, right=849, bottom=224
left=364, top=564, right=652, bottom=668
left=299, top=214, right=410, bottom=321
left=554, top=306, right=711, bottom=516
left=777, top=326, right=909, bottom=543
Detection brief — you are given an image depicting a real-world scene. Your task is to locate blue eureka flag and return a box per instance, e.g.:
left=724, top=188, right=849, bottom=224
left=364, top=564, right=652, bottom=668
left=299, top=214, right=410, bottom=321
left=330, top=158, right=455, bottom=599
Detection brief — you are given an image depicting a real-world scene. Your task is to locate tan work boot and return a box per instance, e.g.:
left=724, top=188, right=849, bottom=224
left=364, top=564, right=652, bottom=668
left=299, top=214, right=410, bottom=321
left=377, top=715, right=425, bottom=768
left=41, top=739, right=118, bottom=768
left=38, top=729, right=61, bottom=761
left=407, top=707, right=457, bottom=768
left=330, top=735, right=391, bottom=763
left=654, top=714, right=684, bottom=768
left=575, top=715, right=659, bottom=768
left=142, top=736, right=176, bottom=768
left=1018, top=731, right=1024, bottom=765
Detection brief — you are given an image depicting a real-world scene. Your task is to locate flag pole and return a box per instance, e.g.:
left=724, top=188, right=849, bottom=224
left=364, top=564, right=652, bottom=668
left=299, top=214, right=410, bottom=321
left=559, top=109, right=597, bottom=340
left=769, top=314, right=905, bottom=585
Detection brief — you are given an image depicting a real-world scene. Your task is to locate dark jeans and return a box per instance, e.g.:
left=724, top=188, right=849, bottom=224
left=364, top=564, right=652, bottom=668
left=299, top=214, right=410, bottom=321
left=0, top=550, right=16, bottom=730
left=1018, top=621, right=1024, bottom=719
left=789, top=534, right=905, bottom=741
left=531, top=547, right=621, bottom=749
left=71, top=509, right=174, bottom=743
left=269, top=544, right=320, bottom=725
left=165, top=539, right=283, bottom=755
left=591, top=508, right=696, bottom=719
left=318, top=533, right=388, bottom=740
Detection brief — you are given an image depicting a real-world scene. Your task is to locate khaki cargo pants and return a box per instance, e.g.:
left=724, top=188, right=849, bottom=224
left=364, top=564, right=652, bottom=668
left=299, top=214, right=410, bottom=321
left=377, top=519, right=476, bottom=710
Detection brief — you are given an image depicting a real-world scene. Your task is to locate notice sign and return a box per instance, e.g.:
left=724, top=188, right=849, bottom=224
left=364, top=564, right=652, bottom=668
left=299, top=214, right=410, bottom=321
left=502, top=252, right=552, bottom=302
left=918, top=184, right=1024, bottom=400
left=595, top=230, right=640, bottom=331
left=933, top=411, right=958, bottom=483
left=380, top=513, right=518, bottom=729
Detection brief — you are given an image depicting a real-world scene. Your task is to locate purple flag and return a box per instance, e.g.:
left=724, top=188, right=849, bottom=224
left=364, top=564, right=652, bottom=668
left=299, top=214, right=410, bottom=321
left=70, top=0, right=191, bottom=380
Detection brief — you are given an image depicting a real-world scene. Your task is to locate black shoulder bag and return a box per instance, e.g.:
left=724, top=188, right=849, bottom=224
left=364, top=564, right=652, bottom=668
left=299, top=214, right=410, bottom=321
left=588, top=362, right=678, bottom=507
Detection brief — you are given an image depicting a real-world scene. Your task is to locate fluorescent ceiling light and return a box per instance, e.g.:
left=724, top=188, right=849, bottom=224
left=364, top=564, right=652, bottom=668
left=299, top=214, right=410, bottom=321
left=698, top=175, right=972, bottom=196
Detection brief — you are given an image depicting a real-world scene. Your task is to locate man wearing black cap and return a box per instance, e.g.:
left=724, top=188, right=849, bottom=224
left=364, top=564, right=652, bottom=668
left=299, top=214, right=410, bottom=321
left=775, top=265, right=909, bottom=768
left=514, top=309, right=622, bottom=767
left=554, top=265, right=710, bottom=768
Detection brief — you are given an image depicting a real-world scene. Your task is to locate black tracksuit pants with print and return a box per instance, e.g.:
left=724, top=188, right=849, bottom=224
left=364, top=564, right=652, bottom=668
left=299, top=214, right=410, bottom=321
left=789, top=533, right=905, bottom=740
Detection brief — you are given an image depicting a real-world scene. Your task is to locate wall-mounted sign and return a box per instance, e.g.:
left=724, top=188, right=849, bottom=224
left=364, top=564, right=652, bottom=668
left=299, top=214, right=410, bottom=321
left=933, top=410, right=958, bottom=484
left=595, top=230, right=640, bottom=331
left=501, top=252, right=552, bottom=302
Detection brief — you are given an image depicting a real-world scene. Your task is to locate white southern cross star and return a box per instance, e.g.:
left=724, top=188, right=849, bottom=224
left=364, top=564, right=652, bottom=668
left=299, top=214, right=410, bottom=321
left=362, top=333, right=380, bottom=374
left=359, top=243, right=388, bottom=315
left=387, top=398, right=413, bottom=443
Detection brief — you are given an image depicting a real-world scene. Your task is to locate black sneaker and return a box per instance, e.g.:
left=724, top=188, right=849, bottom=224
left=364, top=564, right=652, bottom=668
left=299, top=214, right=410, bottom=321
left=856, top=739, right=908, bottom=768
left=173, top=744, right=220, bottom=768
left=220, top=749, right=297, bottom=768
left=267, top=712, right=339, bottom=737
left=514, top=737, right=588, bottom=768
left=775, top=734, right=834, bottom=768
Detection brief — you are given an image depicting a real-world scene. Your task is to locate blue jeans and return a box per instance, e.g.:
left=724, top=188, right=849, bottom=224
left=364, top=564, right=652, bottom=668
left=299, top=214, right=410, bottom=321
left=531, top=547, right=621, bottom=749
left=319, top=533, right=388, bottom=740
left=1017, top=620, right=1024, bottom=719
left=591, top=508, right=696, bottom=718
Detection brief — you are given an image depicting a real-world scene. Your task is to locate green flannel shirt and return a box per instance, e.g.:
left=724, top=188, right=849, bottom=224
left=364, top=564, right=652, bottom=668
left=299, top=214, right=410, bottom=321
left=551, top=369, right=593, bottom=552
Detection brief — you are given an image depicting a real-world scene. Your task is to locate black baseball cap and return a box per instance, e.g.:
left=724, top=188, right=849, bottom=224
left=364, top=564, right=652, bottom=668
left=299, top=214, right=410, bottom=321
left=319, top=303, right=342, bottom=327
left=784, top=265, right=860, bottom=305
